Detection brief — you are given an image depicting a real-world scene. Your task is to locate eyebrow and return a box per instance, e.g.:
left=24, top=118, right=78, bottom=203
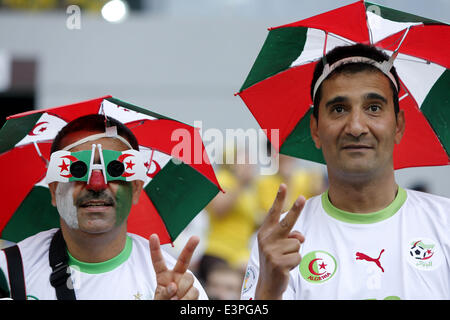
left=325, top=96, right=349, bottom=108
left=325, top=92, right=388, bottom=108
left=364, top=92, right=388, bottom=104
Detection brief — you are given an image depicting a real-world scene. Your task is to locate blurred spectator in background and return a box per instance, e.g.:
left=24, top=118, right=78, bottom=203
left=197, top=147, right=259, bottom=285
left=204, top=264, right=244, bottom=300
left=255, top=149, right=327, bottom=226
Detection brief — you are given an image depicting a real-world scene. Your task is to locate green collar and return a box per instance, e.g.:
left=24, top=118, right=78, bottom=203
left=322, top=187, right=407, bottom=224
left=68, top=236, right=133, bottom=274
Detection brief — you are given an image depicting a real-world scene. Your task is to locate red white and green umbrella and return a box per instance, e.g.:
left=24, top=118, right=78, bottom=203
left=0, top=95, right=222, bottom=245
left=237, top=0, right=450, bottom=169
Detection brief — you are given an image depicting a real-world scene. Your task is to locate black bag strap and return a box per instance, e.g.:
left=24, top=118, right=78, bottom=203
left=3, top=245, right=26, bottom=300
left=49, top=229, right=76, bottom=300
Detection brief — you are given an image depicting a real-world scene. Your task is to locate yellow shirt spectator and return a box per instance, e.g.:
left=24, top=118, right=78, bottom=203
left=204, top=168, right=258, bottom=269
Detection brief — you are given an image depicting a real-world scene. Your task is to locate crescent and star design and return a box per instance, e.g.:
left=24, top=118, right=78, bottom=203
left=308, top=258, right=328, bottom=276
left=118, top=153, right=136, bottom=177
left=59, top=155, right=79, bottom=178
left=29, top=121, right=49, bottom=136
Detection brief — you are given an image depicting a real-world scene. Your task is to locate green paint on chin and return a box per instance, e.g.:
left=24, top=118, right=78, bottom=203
left=114, top=184, right=133, bottom=227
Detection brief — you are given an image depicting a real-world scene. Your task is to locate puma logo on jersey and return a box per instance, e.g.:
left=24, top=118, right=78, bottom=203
left=356, top=249, right=385, bottom=272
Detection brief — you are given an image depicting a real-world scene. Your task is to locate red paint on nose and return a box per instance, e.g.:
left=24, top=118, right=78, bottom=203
left=86, top=170, right=107, bottom=191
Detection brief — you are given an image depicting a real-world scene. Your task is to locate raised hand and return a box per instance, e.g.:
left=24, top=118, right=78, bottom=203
left=150, top=233, right=200, bottom=300
left=255, top=183, right=306, bottom=300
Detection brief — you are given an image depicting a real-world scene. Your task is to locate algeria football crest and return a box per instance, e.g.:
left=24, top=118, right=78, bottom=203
left=406, top=237, right=443, bottom=271
left=299, top=250, right=337, bottom=284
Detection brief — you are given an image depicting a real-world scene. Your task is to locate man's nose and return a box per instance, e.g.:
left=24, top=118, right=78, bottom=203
left=344, top=109, right=368, bottom=138
left=86, top=170, right=107, bottom=191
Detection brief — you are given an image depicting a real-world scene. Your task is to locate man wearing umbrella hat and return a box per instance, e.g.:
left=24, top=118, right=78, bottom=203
left=242, top=43, right=450, bottom=300
left=0, top=114, right=207, bottom=300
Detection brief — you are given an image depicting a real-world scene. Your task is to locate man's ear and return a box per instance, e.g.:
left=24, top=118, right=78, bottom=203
left=310, top=113, right=321, bottom=149
left=131, top=180, right=144, bottom=205
left=394, top=109, right=405, bottom=145
left=48, top=182, right=58, bottom=207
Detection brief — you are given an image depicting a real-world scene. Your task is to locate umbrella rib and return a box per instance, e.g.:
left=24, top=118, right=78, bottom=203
left=364, top=6, right=374, bottom=45
left=394, top=27, right=410, bottom=53
left=148, top=148, right=155, bottom=176
left=395, top=56, right=431, bottom=65
left=399, top=93, right=409, bottom=101
left=326, top=32, right=355, bottom=45
left=33, top=142, right=49, bottom=166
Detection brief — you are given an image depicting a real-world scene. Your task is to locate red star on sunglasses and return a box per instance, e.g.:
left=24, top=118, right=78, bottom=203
left=126, top=160, right=135, bottom=170
left=59, top=160, right=70, bottom=172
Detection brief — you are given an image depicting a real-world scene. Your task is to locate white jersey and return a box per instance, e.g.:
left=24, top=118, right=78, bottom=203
left=0, top=229, right=208, bottom=300
left=242, top=188, right=450, bottom=300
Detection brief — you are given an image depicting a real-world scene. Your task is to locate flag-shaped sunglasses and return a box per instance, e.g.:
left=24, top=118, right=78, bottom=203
left=46, top=143, right=147, bottom=184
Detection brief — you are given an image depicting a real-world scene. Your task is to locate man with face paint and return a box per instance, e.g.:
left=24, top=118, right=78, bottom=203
left=0, top=114, right=208, bottom=300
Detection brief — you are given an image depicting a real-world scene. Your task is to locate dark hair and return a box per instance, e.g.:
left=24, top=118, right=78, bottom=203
left=51, top=114, right=139, bottom=153
left=311, top=44, right=400, bottom=119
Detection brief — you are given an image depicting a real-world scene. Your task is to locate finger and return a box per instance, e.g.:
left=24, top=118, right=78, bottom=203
left=176, top=272, right=195, bottom=299
left=274, top=238, right=302, bottom=255
left=149, top=233, right=168, bottom=274
left=154, top=282, right=177, bottom=300
left=180, top=286, right=199, bottom=300
left=173, top=236, right=200, bottom=274
left=288, top=230, right=305, bottom=244
left=277, top=195, right=305, bottom=236
left=262, top=184, right=287, bottom=228
left=278, top=252, right=302, bottom=271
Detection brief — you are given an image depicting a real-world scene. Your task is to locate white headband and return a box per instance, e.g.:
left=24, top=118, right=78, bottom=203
left=62, top=126, right=133, bottom=151
left=312, top=55, right=398, bottom=100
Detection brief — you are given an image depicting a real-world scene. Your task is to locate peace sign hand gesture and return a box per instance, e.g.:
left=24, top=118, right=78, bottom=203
left=255, top=183, right=306, bottom=300
left=150, top=234, right=200, bottom=300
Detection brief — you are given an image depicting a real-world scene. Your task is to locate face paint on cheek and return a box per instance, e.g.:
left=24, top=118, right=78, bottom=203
left=55, top=182, right=79, bottom=229
left=114, top=184, right=133, bottom=227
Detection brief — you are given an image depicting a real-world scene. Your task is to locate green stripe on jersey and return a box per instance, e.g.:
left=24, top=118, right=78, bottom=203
left=420, top=70, right=450, bottom=157
left=240, top=27, right=308, bottom=91
left=68, top=236, right=132, bottom=274
left=322, top=187, right=407, bottom=224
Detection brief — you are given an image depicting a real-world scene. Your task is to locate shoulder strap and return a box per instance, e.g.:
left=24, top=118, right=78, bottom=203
left=3, top=245, right=26, bottom=300
left=49, top=229, right=76, bottom=300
